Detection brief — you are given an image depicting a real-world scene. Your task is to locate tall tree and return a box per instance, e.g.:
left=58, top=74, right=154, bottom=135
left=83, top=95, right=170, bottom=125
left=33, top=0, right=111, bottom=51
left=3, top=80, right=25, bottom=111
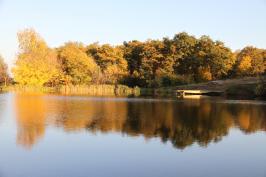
left=139, top=40, right=166, bottom=86
left=122, top=41, right=146, bottom=86
left=123, top=40, right=144, bottom=76
left=58, top=42, right=100, bottom=85
left=197, top=37, right=235, bottom=80
left=176, top=36, right=235, bottom=81
left=12, top=29, right=60, bottom=86
left=170, top=32, right=197, bottom=75
left=87, top=44, right=128, bottom=84
left=234, top=47, right=265, bottom=76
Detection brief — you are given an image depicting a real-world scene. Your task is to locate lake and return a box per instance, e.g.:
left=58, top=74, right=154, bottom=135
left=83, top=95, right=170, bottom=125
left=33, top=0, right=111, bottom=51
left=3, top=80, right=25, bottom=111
left=0, top=93, right=266, bottom=177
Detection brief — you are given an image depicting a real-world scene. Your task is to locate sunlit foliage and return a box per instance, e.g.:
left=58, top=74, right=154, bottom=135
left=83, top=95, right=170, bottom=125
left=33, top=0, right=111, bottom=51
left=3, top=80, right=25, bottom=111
left=12, top=29, right=60, bottom=86
left=87, top=43, right=128, bottom=84
left=57, top=42, right=100, bottom=85
left=234, top=47, right=266, bottom=76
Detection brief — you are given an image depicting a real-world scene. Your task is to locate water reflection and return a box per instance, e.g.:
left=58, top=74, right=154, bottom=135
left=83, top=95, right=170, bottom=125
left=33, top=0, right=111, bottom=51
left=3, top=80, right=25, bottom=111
left=14, top=94, right=266, bottom=149
left=15, top=94, right=46, bottom=148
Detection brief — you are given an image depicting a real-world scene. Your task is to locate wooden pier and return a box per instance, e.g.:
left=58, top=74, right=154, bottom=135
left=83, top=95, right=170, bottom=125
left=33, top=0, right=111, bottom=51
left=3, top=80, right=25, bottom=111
left=176, top=90, right=223, bottom=97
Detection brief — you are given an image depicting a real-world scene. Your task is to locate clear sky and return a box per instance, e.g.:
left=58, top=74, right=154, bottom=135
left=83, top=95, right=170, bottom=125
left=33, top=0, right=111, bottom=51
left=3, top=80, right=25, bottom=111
left=0, top=0, right=266, bottom=68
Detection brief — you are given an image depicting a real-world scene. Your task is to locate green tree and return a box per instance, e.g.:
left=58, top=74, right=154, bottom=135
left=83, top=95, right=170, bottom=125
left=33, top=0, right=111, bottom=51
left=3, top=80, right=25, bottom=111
left=123, top=39, right=175, bottom=87
left=58, top=42, right=100, bottom=85
left=122, top=40, right=146, bottom=86
left=169, top=32, right=197, bottom=75
left=176, top=36, right=235, bottom=81
left=12, top=29, right=60, bottom=86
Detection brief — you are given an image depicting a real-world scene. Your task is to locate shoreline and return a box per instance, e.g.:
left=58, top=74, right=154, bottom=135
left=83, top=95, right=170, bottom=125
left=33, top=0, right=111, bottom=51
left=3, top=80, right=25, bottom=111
left=1, top=85, right=265, bottom=101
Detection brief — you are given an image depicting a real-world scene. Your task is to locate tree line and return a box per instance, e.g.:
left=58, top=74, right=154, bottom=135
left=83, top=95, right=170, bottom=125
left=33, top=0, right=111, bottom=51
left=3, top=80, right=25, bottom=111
left=1, top=28, right=266, bottom=87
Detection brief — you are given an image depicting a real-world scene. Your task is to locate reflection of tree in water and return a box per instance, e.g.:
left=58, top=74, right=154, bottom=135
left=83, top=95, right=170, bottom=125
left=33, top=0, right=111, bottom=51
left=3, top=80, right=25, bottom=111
left=123, top=101, right=266, bottom=149
left=123, top=101, right=233, bottom=149
left=53, top=99, right=128, bottom=133
left=15, top=94, right=46, bottom=149
left=231, top=105, right=266, bottom=133
left=14, top=94, right=266, bottom=149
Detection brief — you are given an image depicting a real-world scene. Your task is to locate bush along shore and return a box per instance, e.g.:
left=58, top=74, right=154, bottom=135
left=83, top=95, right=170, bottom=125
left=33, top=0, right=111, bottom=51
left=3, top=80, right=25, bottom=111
left=225, top=83, right=266, bottom=99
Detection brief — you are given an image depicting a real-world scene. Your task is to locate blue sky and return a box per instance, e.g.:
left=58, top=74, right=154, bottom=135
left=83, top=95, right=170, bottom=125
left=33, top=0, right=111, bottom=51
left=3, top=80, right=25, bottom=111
left=0, top=0, right=266, bottom=68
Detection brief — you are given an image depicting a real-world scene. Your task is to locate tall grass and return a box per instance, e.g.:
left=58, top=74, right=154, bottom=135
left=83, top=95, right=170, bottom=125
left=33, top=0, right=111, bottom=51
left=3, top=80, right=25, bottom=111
left=59, top=85, right=140, bottom=96
left=7, top=85, right=56, bottom=93
left=7, top=84, right=141, bottom=97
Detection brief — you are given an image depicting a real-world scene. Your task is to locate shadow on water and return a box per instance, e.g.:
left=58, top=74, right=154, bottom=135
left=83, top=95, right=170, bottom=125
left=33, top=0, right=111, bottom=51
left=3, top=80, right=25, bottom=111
left=13, top=93, right=266, bottom=149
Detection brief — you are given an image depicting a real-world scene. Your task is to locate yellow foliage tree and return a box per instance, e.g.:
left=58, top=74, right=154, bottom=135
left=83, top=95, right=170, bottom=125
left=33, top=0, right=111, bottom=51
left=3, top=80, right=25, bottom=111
left=237, top=56, right=252, bottom=75
left=58, top=42, right=100, bottom=85
left=87, top=44, right=128, bottom=84
left=197, top=66, right=212, bottom=81
left=12, top=29, right=60, bottom=86
left=235, top=47, right=265, bottom=76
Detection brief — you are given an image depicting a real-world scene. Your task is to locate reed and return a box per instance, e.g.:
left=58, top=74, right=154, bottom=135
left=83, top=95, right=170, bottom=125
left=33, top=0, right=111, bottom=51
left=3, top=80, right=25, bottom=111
left=7, top=84, right=141, bottom=96
left=59, top=84, right=140, bottom=96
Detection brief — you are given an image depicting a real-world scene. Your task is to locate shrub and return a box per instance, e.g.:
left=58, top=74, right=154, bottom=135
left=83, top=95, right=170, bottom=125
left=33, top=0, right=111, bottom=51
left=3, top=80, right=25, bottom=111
left=255, top=82, right=266, bottom=97
left=157, top=75, right=194, bottom=87
left=225, top=84, right=256, bottom=98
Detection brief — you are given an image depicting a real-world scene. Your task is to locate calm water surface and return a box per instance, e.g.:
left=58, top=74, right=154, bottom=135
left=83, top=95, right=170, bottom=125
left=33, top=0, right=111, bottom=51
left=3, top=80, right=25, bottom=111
left=0, top=93, right=266, bottom=177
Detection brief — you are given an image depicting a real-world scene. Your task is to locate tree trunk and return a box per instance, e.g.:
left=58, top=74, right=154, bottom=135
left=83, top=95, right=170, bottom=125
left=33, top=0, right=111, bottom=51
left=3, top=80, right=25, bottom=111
left=4, top=77, right=7, bottom=87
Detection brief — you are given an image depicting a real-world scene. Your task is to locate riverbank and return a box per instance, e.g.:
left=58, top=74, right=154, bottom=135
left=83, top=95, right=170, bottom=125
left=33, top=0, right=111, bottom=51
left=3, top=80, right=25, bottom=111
left=1, top=76, right=265, bottom=99
left=175, top=76, right=266, bottom=99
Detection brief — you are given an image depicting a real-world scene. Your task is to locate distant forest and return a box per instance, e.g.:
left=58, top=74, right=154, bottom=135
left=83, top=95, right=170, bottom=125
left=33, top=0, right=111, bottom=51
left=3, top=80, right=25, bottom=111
left=0, top=29, right=265, bottom=88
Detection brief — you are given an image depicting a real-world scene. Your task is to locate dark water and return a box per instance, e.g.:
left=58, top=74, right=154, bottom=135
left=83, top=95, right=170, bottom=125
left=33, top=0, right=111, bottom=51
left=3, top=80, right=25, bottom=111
left=0, top=93, right=266, bottom=177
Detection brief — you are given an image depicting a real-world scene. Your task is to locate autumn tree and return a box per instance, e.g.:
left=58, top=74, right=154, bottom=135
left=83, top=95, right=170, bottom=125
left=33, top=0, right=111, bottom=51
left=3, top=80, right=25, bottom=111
left=176, top=36, right=235, bottom=81
left=196, top=37, right=235, bottom=80
left=122, top=40, right=146, bottom=86
left=168, top=32, right=197, bottom=75
left=0, top=55, right=9, bottom=86
left=87, top=44, right=128, bottom=84
left=124, top=39, right=180, bottom=87
left=234, top=47, right=265, bottom=76
left=57, top=42, right=100, bottom=85
left=123, top=40, right=174, bottom=87
left=139, top=40, right=169, bottom=87
left=12, top=29, right=60, bottom=86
